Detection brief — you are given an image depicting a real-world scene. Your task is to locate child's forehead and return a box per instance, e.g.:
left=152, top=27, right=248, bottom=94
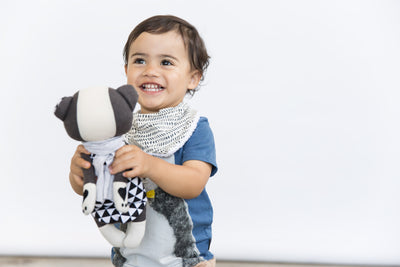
left=129, top=31, right=187, bottom=55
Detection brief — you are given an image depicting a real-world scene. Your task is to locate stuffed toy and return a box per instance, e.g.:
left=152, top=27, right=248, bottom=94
left=54, top=84, right=147, bottom=248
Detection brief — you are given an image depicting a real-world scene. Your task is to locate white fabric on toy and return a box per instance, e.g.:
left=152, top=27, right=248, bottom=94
left=83, top=136, right=125, bottom=202
left=125, top=102, right=200, bottom=157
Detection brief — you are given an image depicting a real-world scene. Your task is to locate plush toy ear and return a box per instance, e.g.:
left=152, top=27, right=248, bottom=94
left=116, top=85, right=138, bottom=111
left=54, top=96, right=73, bottom=121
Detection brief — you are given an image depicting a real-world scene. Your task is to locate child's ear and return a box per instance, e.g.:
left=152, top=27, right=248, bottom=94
left=188, top=70, right=202, bottom=90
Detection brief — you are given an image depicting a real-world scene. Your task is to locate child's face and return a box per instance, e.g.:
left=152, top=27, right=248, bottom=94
left=125, top=31, right=201, bottom=114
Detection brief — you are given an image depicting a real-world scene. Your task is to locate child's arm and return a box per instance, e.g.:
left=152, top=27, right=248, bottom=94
left=69, top=145, right=91, bottom=196
left=109, top=145, right=212, bottom=199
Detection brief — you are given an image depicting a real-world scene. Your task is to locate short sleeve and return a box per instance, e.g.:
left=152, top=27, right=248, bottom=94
left=179, top=117, right=218, bottom=177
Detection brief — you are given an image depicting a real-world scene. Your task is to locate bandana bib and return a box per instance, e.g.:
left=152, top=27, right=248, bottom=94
left=125, top=102, right=200, bottom=157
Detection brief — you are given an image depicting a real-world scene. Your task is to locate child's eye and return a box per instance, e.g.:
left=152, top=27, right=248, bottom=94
left=134, top=58, right=145, bottom=64
left=161, top=60, right=173, bottom=66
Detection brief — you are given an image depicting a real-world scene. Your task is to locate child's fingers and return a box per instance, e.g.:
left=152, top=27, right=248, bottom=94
left=111, top=145, right=136, bottom=170
left=69, top=145, right=89, bottom=195
left=70, top=146, right=91, bottom=178
left=74, top=145, right=91, bottom=169
left=114, top=144, right=134, bottom=158
left=111, top=145, right=148, bottom=177
left=70, top=173, right=84, bottom=187
left=76, top=157, right=91, bottom=169
left=77, top=144, right=90, bottom=155
left=122, top=168, right=140, bottom=179
left=69, top=172, right=84, bottom=195
left=70, top=160, right=84, bottom=177
left=110, top=152, right=135, bottom=175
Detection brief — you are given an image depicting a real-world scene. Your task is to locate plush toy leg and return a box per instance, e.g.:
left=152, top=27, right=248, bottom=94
left=99, top=224, right=126, bottom=248
left=123, top=221, right=146, bottom=248
left=82, top=183, right=96, bottom=215
left=113, top=181, right=129, bottom=213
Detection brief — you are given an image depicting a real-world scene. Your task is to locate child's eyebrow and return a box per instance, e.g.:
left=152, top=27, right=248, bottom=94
left=130, top=52, right=147, bottom=58
left=159, top=54, right=180, bottom=62
left=129, top=52, right=180, bottom=63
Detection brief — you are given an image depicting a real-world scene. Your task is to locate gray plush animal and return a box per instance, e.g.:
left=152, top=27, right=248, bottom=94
left=55, top=85, right=147, bottom=248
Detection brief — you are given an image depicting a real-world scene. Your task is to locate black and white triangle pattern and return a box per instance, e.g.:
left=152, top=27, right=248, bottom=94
left=92, top=177, right=147, bottom=225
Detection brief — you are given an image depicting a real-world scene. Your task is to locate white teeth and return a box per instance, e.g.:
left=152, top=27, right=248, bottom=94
left=142, top=84, right=163, bottom=92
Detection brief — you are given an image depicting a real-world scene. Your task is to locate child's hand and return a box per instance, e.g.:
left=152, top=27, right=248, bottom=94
left=110, top=145, right=212, bottom=199
left=69, top=145, right=91, bottom=195
left=110, top=145, right=151, bottom=179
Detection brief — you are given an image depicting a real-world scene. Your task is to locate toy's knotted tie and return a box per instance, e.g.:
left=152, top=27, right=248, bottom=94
left=83, top=136, right=125, bottom=203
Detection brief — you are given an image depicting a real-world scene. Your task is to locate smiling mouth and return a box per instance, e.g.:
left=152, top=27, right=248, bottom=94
left=141, top=83, right=165, bottom=92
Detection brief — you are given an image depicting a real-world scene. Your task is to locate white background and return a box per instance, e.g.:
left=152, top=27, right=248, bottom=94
left=1, top=0, right=400, bottom=265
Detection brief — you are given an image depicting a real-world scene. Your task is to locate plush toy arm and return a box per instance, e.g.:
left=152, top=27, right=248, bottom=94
left=80, top=153, right=97, bottom=215
left=81, top=153, right=96, bottom=184
left=114, top=172, right=129, bottom=183
left=113, top=172, right=130, bottom=213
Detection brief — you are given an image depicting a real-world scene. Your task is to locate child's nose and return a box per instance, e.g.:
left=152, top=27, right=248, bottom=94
left=143, top=63, right=159, bottom=77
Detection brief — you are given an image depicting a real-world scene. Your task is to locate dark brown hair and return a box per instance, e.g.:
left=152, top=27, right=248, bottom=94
left=123, top=15, right=210, bottom=93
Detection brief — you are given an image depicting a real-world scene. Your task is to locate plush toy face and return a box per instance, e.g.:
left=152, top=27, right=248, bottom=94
left=55, top=85, right=138, bottom=142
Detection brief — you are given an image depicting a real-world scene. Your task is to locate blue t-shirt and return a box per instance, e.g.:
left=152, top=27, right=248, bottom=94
left=174, top=117, right=217, bottom=260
